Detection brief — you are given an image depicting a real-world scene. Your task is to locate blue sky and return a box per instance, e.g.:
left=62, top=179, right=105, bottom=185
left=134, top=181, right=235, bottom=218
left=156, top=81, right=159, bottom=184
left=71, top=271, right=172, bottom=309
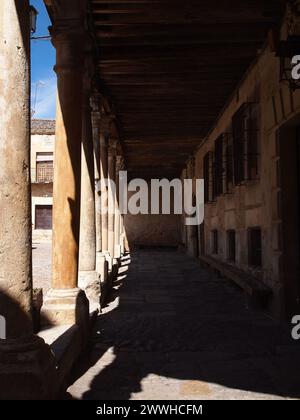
left=31, top=0, right=56, bottom=120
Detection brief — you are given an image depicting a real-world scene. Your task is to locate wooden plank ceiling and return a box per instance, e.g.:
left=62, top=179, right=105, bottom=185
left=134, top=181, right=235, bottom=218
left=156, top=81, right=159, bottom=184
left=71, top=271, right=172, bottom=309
left=91, top=0, right=286, bottom=178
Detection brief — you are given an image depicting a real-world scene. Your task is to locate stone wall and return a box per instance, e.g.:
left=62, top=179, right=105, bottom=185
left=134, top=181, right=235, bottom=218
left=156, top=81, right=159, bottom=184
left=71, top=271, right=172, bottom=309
left=125, top=213, right=181, bottom=248
left=124, top=188, right=181, bottom=248
left=182, top=10, right=300, bottom=319
left=30, top=133, right=55, bottom=182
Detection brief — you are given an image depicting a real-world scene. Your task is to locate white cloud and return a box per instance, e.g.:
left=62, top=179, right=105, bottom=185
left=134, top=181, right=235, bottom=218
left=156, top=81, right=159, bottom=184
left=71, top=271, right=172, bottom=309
left=31, top=77, right=56, bottom=119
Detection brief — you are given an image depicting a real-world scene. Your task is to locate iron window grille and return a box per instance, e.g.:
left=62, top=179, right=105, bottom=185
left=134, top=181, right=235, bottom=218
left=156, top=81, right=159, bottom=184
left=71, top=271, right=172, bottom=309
left=232, top=102, right=260, bottom=185
left=214, top=135, right=223, bottom=197
left=203, top=151, right=216, bottom=203
left=213, top=132, right=233, bottom=196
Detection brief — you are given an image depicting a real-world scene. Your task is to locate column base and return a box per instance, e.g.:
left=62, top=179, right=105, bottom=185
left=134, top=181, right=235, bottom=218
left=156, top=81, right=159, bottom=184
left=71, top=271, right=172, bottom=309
left=120, top=236, right=125, bottom=255
left=0, top=334, right=58, bottom=400
left=41, top=288, right=89, bottom=328
left=96, top=252, right=109, bottom=283
left=103, top=251, right=113, bottom=272
left=78, top=270, right=100, bottom=307
left=114, top=244, right=122, bottom=259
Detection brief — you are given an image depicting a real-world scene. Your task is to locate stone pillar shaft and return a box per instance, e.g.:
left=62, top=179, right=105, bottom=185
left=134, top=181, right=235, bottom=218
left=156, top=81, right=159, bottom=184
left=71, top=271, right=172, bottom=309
left=51, top=30, right=84, bottom=290
left=0, top=0, right=32, bottom=338
left=100, top=129, right=109, bottom=253
left=79, top=91, right=96, bottom=273
left=42, top=23, right=89, bottom=327
left=114, top=156, right=123, bottom=259
left=108, top=139, right=117, bottom=265
left=90, top=98, right=108, bottom=285
left=0, top=1, right=57, bottom=399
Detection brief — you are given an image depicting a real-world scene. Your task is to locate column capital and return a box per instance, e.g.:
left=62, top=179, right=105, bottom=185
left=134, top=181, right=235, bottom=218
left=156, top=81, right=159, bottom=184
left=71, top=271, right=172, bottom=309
left=108, top=138, right=118, bottom=156
left=90, top=92, right=101, bottom=128
left=46, top=0, right=87, bottom=74
left=116, top=155, right=125, bottom=171
left=90, top=91, right=101, bottom=112
left=100, top=113, right=115, bottom=137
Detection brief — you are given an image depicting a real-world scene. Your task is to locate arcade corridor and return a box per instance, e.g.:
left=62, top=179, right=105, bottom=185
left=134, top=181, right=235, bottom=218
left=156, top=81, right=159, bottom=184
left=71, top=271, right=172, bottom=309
left=68, top=250, right=300, bottom=400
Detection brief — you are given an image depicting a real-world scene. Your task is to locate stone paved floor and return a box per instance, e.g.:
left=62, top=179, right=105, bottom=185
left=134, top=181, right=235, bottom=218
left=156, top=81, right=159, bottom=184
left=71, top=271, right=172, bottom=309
left=67, top=249, right=300, bottom=400
left=32, top=241, right=52, bottom=293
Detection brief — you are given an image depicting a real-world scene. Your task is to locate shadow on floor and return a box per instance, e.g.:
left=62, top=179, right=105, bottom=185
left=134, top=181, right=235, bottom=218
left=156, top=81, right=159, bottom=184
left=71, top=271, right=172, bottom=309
left=67, top=250, right=300, bottom=400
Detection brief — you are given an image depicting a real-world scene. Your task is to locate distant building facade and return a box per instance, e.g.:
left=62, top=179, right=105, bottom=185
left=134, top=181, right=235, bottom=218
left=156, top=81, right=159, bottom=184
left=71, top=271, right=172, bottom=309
left=31, top=119, right=55, bottom=241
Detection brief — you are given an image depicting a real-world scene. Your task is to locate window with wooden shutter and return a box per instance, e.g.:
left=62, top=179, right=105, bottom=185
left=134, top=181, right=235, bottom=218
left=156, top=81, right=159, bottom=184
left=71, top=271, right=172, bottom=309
left=203, top=153, right=210, bottom=204
left=214, top=136, right=223, bottom=196
left=203, top=151, right=215, bottom=203
left=232, top=102, right=260, bottom=184
left=36, top=152, right=54, bottom=183
left=35, top=205, right=52, bottom=230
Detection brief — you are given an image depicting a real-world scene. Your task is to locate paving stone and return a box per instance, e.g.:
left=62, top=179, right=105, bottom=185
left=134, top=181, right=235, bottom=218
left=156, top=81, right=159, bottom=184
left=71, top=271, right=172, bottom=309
left=66, top=250, right=300, bottom=400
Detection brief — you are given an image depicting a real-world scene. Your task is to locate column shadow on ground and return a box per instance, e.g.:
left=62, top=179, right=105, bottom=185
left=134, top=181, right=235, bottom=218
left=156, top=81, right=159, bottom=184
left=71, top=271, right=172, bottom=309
left=67, top=250, right=300, bottom=400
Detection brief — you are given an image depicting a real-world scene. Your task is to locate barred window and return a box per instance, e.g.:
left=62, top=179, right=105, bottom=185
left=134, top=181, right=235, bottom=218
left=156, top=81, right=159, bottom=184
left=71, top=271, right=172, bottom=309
left=214, top=136, right=223, bottom=196
left=232, top=102, right=260, bottom=184
left=214, top=133, right=233, bottom=196
left=36, top=152, right=54, bottom=183
left=224, top=134, right=234, bottom=193
left=203, top=153, right=210, bottom=204
left=203, top=151, right=215, bottom=203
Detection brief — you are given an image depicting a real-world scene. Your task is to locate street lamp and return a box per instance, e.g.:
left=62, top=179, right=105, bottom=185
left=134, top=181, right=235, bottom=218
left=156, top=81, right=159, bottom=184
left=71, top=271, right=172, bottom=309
left=29, top=5, right=38, bottom=34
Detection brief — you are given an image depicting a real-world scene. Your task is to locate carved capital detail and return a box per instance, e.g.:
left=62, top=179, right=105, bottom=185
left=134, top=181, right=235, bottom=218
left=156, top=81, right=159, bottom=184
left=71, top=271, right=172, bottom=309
left=287, top=0, right=300, bottom=35
left=108, top=138, right=118, bottom=156
left=45, top=0, right=86, bottom=74
left=100, top=113, right=115, bottom=136
left=116, top=155, right=125, bottom=171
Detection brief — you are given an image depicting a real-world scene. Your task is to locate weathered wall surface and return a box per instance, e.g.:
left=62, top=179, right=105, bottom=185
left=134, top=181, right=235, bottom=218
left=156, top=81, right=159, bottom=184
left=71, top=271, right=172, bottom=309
left=31, top=132, right=54, bottom=241
left=31, top=133, right=55, bottom=182
left=125, top=213, right=181, bottom=248
left=182, top=11, right=300, bottom=319
left=124, top=189, right=181, bottom=248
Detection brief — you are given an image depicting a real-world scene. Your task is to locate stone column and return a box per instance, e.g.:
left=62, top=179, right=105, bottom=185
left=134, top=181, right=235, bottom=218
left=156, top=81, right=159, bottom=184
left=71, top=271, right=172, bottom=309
left=108, top=138, right=117, bottom=270
left=120, top=215, right=126, bottom=255
left=42, top=21, right=89, bottom=326
left=90, top=94, right=108, bottom=284
left=114, top=156, right=123, bottom=260
left=99, top=117, right=110, bottom=264
left=78, top=82, right=100, bottom=302
left=0, top=0, right=56, bottom=399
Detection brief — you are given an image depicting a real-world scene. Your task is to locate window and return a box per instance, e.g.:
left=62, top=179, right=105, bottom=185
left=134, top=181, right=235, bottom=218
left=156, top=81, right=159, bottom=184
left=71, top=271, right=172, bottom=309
left=248, top=228, right=262, bottom=267
left=227, top=230, right=236, bottom=262
left=36, top=152, right=53, bottom=183
left=204, top=152, right=210, bottom=203
left=232, top=102, right=259, bottom=184
left=203, top=151, right=215, bottom=203
left=224, top=134, right=234, bottom=193
left=214, top=136, right=223, bottom=196
left=35, top=205, right=52, bottom=229
left=212, top=133, right=233, bottom=197
left=211, top=230, right=218, bottom=255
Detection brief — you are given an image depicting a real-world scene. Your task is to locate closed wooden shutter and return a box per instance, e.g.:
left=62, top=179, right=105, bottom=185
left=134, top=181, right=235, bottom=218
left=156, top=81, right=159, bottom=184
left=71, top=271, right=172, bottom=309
left=35, top=205, right=52, bottom=229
